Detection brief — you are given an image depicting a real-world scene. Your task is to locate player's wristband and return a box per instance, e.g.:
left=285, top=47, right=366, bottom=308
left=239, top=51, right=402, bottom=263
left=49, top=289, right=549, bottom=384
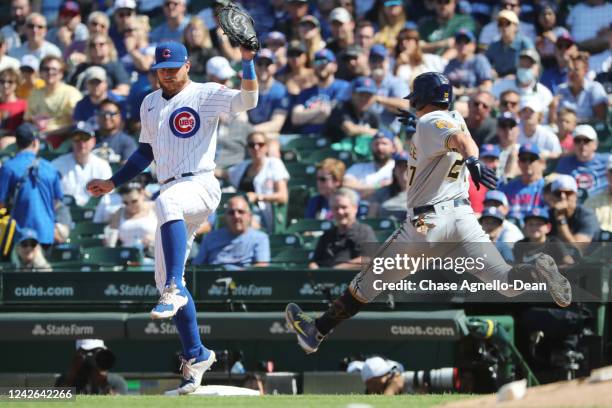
left=242, top=59, right=256, bottom=80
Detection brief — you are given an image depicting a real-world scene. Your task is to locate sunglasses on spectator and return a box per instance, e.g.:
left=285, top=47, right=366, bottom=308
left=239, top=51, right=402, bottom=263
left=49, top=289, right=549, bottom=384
left=247, top=142, right=266, bottom=148
left=553, top=190, right=574, bottom=198
left=27, top=23, right=46, bottom=30
left=317, top=175, right=334, bottom=182
left=226, top=209, right=247, bottom=216
left=19, top=240, right=38, bottom=248
left=99, top=110, right=120, bottom=118
left=0, top=79, right=15, bottom=85
left=90, top=42, right=107, bottom=48
left=117, top=10, right=134, bottom=18
left=90, top=21, right=107, bottom=28
left=502, top=2, right=519, bottom=9
left=471, top=100, right=490, bottom=109
left=164, top=1, right=180, bottom=7
left=498, top=20, right=512, bottom=28
left=40, top=66, right=60, bottom=73
left=124, top=27, right=136, bottom=33
left=123, top=199, right=139, bottom=205
left=73, top=134, right=93, bottom=142
left=501, top=100, right=519, bottom=108
left=573, top=137, right=592, bottom=144
left=287, top=51, right=304, bottom=58
left=518, top=155, right=538, bottom=163
left=435, top=0, right=452, bottom=4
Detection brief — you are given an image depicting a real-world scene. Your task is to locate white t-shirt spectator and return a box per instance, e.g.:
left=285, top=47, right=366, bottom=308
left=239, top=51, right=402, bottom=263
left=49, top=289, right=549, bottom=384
left=518, top=125, right=562, bottom=156
left=52, top=153, right=112, bottom=206
left=345, top=160, right=395, bottom=190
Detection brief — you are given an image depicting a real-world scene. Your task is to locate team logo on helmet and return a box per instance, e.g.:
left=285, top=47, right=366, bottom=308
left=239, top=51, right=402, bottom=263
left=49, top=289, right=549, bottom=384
left=169, top=107, right=200, bottom=138
left=162, top=48, right=171, bottom=59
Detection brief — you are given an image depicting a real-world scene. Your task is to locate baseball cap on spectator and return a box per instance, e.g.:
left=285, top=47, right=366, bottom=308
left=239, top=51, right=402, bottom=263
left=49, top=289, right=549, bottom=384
left=480, top=206, right=505, bottom=223
left=314, top=49, right=336, bottom=64
left=343, top=44, right=365, bottom=59
left=265, top=31, right=286, bottom=47
left=59, top=1, right=80, bottom=17
left=520, top=97, right=542, bottom=113
left=360, top=357, right=398, bottom=382
left=497, top=10, right=519, bottom=25
left=524, top=207, right=550, bottom=223
left=113, top=0, right=136, bottom=12
left=484, top=190, right=509, bottom=207
left=257, top=48, right=276, bottom=64
left=330, top=7, right=352, bottom=24
left=519, top=49, right=541, bottom=66
left=206, top=56, right=235, bottom=80
left=70, top=121, right=96, bottom=139
left=551, top=174, right=578, bottom=193
left=497, top=111, right=519, bottom=127
left=384, top=0, right=403, bottom=6
left=83, top=66, right=107, bottom=83
left=152, top=41, right=188, bottom=70
left=403, top=21, right=418, bottom=31
left=556, top=32, right=575, bottom=48
left=300, top=15, right=320, bottom=28
left=288, top=0, right=308, bottom=3
left=369, top=44, right=388, bottom=60
left=519, top=143, right=541, bottom=159
left=76, top=339, right=107, bottom=351
left=287, top=40, right=306, bottom=56
left=573, top=124, right=597, bottom=142
left=18, top=228, right=39, bottom=245
left=373, top=127, right=395, bottom=142
left=352, top=76, right=377, bottom=94
left=455, top=29, right=475, bottom=43
left=15, top=123, right=40, bottom=146
left=20, top=55, right=40, bottom=72
left=480, top=144, right=500, bottom=159
left=392, top=151, right=409, bottom=162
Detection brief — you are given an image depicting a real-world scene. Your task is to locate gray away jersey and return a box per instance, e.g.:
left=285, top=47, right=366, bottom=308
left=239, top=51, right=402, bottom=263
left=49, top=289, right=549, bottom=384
left=405, top=110, right=470, bottom=209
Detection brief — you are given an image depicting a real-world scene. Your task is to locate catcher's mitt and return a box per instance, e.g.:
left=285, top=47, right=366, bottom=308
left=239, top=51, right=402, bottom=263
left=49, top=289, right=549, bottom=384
left=216, top=2, right=260, bottom=52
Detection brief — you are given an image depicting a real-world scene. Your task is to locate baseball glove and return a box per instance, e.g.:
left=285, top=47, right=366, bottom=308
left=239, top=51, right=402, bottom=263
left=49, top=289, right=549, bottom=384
left=216, top=2, right=260, bottom=52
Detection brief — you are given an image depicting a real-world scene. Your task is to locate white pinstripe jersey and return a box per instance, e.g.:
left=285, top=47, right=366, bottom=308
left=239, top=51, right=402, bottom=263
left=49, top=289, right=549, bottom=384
left=405, top=110, right=470, bottom=209
left=139, top=81, right=239, bottom=182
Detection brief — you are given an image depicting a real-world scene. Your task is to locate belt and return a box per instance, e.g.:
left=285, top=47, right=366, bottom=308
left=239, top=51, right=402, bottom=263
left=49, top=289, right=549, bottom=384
left=160, top=171, right=200, bottom=186
left=411, top=198, right=471, bottom=217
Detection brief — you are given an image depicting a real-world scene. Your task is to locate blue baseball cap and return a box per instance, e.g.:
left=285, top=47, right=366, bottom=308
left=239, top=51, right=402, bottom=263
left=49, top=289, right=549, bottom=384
left=403, top=21, right=418, bottom=31
left=384, top=0, right=402, bottom=6
left=480, top=206, right=505, bottom=223
left=18, top=228, right=39, bottom=244
left=352, top=76, right=377, bottom=94
left=152, top=41, right=188, bottom=70
left=480, top=144, right=500, bottom=159
left=369, top=44, right=388, bottom=60
left=524, top=207, right=550, bottom=222
left=392, top=151, right=409, bottom=162
left=15, top=123, right=40, bottom=145
left=70, top=121, right=96, bottom=139
left=519, top=143, right=541, bottom=159
left=455, top=29, right=475, bottom=43
left=257, top=48, right=276, bottom=64
left=373, top=127, right=395, bottom=142
left=484, top=190, right=509, bottom=207
left=314, top=48, right=336, bottom=64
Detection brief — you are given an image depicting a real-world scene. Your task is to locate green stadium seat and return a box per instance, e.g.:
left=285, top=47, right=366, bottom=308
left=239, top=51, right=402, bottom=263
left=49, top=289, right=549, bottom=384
left=82, top=246, right=144, bottom=266
left=47, top=245, right=81, bottom=263
left=272, top=202, right=288, bottom=233
left=69, top=222, right=106, bottom=239
left=71, top=207, right=96, bottom=222
left=62, top=195, right=77, bottom=207
left=281, top=148, right=302, bottom=163
left=302, top=149, right=355, bottom=165
left=285, top=163, right=317, bottom=178
left=284, top=137, right=329, bottom=151
left=271, top=248, right=314, bottom=266
left=287, top=185, right=315, bottom=223
left=286, top=218, right=334, bottom=234
left=300, top=234, right=319, bottom=250
left=268, top=233, right=303, bottom=250
left=76, top=237, right=105, bottom=248
left=360, top=218, right=398, bottom=231
left=375, top=229, right=394, bottom=243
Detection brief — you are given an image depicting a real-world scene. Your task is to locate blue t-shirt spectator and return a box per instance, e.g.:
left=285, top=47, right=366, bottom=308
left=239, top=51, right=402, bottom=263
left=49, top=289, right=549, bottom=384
left=555, top=79, right=608, bottom=123
left=0, top=151, right=63, bottom=245
left=443, top=54, right=493, bottom=90
left=499, top=177, right=546, bottom=222
left=541, top=66, right=568, bottom=94
left=150, top=15, right=192, bottom=43
left=556, top=153, right=611, bottom=197
left=193, top=227, right=270, bottom=268
left=248, top=80, right=290, bottom=125
left=372, top=74, right=410, bottom=133
left=73, top=93, right=126, bottom=128
left=293, top=80, right=351, bottom=134
left=485, top=35, right=534, bottom=77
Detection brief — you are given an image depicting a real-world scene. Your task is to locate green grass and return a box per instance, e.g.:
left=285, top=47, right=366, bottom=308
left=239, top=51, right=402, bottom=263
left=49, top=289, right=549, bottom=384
left=3, top=394, right=471, bottom=408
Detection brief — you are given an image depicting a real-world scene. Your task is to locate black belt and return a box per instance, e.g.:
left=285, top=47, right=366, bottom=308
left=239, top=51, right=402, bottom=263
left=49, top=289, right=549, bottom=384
left=160, top=172, right=197, bottom=186
left=412, top=198, right=471, bottom=217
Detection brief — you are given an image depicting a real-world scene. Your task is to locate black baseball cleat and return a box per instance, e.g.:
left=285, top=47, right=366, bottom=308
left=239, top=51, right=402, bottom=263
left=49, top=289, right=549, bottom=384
left=285, top=303, right=325, bottom=354
left=534, top=253, right=572, bottom=308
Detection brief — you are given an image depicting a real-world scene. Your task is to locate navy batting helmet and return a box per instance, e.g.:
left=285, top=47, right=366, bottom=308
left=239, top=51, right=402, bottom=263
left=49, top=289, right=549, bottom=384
left=406, top=72, right=453, bottom=111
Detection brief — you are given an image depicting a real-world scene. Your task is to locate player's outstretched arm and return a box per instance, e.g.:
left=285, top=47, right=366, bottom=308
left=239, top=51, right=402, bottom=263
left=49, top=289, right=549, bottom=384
left=448, top=132, right=497, bottom=190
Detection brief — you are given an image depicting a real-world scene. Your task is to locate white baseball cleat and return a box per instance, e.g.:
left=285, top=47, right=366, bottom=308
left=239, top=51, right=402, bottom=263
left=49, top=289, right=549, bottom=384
left=534, top=253, right=572, bottom=308
left=177, top=350, right=217, bottom=395
left=150, top=281, right=188, bottom=319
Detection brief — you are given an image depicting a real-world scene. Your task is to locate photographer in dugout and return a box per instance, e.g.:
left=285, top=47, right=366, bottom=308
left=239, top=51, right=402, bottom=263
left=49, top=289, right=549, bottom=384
left=56, top=339, right=127, bottom=395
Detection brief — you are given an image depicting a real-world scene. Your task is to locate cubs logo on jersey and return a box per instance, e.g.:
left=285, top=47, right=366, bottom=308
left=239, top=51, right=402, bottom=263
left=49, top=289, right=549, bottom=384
left=169, top=107, right=200, bottom=138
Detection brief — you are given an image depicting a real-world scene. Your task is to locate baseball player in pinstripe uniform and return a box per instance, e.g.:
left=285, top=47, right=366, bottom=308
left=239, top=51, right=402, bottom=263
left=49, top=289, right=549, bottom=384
left=286, top=72, right=572, bottom=355
left=86, top=41, right=258, bottom=393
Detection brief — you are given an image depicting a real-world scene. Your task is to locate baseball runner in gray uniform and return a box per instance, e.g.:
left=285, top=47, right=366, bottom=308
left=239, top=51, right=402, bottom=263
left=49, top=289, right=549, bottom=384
left=285, top=72, right=572, bottom=354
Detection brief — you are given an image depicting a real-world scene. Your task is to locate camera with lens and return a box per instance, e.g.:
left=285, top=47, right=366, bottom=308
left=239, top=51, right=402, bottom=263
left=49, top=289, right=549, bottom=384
left=403, top=367, right=461, bottom=394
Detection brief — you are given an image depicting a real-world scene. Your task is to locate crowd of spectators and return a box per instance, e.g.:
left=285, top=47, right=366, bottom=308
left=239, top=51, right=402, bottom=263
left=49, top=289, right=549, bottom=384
left=0, top=0, right=610, bottom=271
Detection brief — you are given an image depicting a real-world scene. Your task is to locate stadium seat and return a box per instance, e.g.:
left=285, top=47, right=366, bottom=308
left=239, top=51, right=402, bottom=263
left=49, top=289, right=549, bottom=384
left=281, top=148, right=302, bottom=163
left=286, top=218, right=334, bottom=234
left=77, top=237, right=105, bottom=248
left=302, top=149, right=355, bottom=165
left=69, top=222, right=106, bottom=239
left=71, top=207, right=96, bottom=222
left=271, top=248, right=314, bottom=266
left=268, top=233, right=303, bottom=250
left=47, top=245, right=81, bottom=263
left=62, top=195, right=77, bottom=207
left=300, top=234, right=319, bottom=250
left=272, top=202, right=288, bottom=234
left=287, top=185, right=315, bottom=223
left=375, top=229, right=394, bottom=243
left=360, top=218, right=399, bottom=231
left=82, top=246, right=144, bottom=266
left=284, top=136, right=329, bottom=151
left=285, top=162, right=317, bottom=178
